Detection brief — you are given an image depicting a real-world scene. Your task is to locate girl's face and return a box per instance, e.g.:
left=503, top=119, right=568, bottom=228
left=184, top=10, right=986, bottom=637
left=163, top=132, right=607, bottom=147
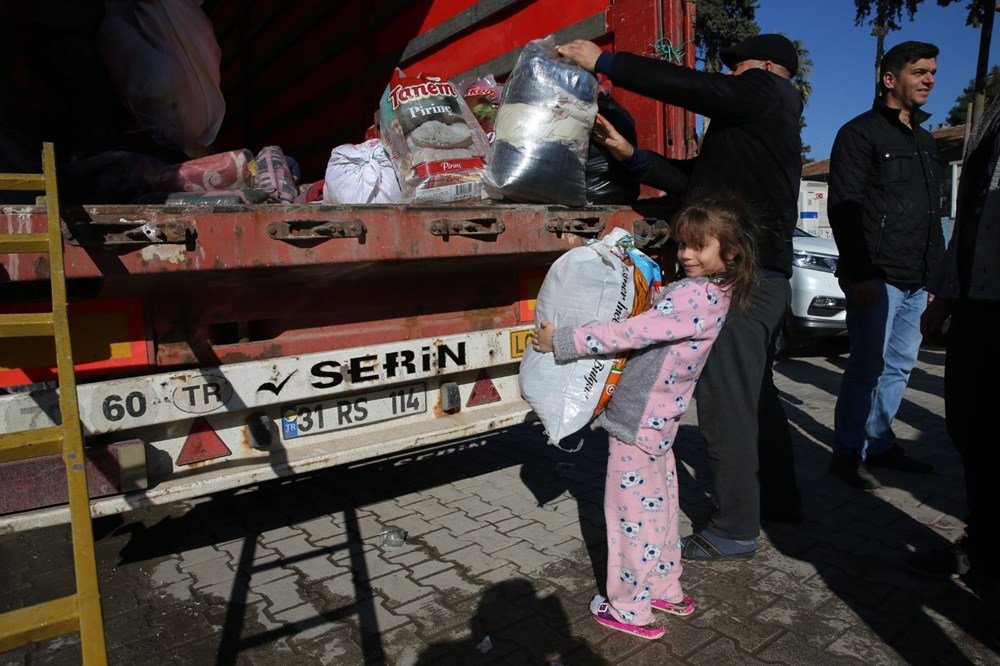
left=676, top=235, right=727, bottom=278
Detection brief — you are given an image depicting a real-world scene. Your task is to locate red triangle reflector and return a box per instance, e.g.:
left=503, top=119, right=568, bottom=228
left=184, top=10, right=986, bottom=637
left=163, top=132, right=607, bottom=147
left=177, top=417, right=232, bottom=466
left=466, top=369, right=501, bottom=407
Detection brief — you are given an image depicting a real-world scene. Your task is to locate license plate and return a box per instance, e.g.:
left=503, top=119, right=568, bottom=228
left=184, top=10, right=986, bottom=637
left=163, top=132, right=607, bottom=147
left=280, top=383, right=427, bottom=440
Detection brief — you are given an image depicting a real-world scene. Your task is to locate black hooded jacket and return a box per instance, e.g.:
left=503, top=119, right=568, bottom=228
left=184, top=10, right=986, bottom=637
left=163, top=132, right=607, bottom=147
left=828, top=99, right=945, bottom=287
left=604, top=52, right=804, bottom=277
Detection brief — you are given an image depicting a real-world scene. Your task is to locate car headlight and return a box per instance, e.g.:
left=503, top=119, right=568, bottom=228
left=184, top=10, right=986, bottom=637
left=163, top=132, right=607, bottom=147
left=792, top=249, right=838, bottom=273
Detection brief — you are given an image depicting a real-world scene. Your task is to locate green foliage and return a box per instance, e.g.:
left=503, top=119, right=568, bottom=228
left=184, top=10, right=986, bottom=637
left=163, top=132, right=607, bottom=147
left=947, top=65, right=1000, bottom=125
left=853, top=0, right=934, bottom=33
left=851, top=0, right=963, bottom=94
left=851, top=0, right=988, bottom=32
left=791, top=38, right=813, bottom=103
left=694, top=0, right=759, bottom=72
left=790, top=38, right=814, bottom=162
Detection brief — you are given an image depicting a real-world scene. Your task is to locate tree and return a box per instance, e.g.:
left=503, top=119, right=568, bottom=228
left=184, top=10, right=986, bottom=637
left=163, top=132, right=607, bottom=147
left=693, top=0, right=758, bottom=73
left=791, top=39, right=815, bottom=162
left=852, top=0, right=961, bottom=96
left=852, top=0, right=996, bottom=126
left=947, top=65, right=1000, bottom=126
left=963, top=0, right=999, bottom=127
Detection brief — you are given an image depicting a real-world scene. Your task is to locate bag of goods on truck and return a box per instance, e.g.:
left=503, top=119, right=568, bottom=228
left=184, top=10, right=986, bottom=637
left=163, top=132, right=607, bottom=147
left=484, top=35, right=599, bottom=207
left=458, top=74, right=503, bottom=141
left=62, top=148, right=257, bottom=203
left=519, top=228, right=661, bottom=448
left=254, top=146, right=299, bottom=203
left=98, top=0, right=225, bottom=154
left=378, top=68, right=490, bottom=204
left=323, top=138, right=403, bottom=204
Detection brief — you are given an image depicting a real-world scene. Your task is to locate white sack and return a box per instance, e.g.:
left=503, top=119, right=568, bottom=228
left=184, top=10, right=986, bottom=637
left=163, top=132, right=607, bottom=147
left=323, top=139, right=402, bottom=204
left=519, top=228, right=637, bottom=446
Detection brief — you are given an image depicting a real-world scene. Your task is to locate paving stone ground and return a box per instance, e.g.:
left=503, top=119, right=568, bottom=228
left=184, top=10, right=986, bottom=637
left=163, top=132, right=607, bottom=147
left=2, top=339, right=998, bottom=665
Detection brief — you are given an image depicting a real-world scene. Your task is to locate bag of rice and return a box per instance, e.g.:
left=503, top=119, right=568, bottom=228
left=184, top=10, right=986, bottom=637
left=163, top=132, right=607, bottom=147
left=378, top=68, right=490, bottom=203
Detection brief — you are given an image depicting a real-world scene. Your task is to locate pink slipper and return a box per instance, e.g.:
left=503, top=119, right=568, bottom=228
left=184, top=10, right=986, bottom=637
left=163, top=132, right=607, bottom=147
left=651, top=595, right=696, bottom=616
left=589, top=597, right=664, bottom=640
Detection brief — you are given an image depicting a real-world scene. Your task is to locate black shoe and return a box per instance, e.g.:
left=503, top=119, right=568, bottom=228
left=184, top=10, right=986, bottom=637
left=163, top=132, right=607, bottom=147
left=866, top=444, right=933, bottom=474
left=908, top=537, right=971, bottom=578
left=830, top=455, right=881, bottom=489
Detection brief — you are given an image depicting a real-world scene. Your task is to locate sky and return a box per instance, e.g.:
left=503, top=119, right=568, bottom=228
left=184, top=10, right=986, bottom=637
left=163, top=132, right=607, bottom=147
left=753, top=1, right=1000, bottom=159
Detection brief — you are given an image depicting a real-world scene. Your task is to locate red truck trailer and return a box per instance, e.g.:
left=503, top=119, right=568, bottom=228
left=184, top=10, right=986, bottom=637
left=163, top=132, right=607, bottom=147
left=0, top=0, right=697, bottom=532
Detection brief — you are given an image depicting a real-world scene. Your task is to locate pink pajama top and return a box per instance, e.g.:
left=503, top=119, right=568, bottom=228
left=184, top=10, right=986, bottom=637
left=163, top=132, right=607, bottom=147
left=551, top=277, right=730, bottom=456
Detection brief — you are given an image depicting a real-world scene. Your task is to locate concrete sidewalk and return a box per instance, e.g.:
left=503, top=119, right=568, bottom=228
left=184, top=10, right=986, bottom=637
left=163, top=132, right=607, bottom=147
left=1, top=341, right=997, bottom=665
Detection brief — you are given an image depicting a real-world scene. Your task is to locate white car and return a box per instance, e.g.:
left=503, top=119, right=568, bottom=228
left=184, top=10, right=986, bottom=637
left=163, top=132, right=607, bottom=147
left=778, top=228, right=847, bottom=355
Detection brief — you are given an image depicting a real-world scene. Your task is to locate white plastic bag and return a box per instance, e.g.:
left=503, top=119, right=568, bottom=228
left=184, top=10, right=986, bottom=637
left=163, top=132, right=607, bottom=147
left=519, top=229, right=660, bottom=446
left=323, top=139, right=402, bottom=204
left=99, top=0, right=225, bottom=152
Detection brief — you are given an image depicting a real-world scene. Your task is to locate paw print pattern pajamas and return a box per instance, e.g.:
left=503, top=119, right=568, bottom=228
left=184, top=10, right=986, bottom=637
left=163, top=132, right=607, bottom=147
left=551, top=278, right=730, bottom=626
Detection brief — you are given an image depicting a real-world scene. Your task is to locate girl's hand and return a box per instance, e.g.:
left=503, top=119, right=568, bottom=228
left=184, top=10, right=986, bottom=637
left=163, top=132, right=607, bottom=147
left=531, top=320, right=555, bottom=353
left=592, top=114, right=634, bottom=162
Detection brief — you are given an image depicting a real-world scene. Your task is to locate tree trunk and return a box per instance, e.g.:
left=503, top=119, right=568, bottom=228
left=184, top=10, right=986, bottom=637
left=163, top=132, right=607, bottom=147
left=872, top=23, right=887, bottom=98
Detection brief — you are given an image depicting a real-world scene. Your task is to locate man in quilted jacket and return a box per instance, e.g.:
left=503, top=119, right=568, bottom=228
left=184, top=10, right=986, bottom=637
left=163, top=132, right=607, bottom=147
left=828, top=41, right=945, bottom=489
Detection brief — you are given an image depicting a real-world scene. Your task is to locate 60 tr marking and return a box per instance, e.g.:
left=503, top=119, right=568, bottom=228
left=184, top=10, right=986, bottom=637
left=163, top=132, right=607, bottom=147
left=102, top=392, right=148, bottom=421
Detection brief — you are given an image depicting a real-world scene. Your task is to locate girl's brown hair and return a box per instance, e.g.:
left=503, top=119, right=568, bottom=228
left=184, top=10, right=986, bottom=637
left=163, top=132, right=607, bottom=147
left=670, top=192, right=758, bottom=312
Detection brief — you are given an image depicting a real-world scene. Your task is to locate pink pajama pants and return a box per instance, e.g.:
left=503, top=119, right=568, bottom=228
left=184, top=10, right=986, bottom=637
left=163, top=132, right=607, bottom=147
left=604, top=434, right=685, bottom=626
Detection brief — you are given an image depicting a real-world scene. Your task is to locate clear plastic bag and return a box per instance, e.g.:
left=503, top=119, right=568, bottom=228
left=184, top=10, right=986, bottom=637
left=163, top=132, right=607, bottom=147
left=457, top=74, right=503, bottom=141
left=485, top=35, right=599, bottom=206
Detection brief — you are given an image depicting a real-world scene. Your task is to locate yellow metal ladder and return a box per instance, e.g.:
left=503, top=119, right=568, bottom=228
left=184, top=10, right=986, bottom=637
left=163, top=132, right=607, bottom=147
left=0, top=143, right=108, bottom=665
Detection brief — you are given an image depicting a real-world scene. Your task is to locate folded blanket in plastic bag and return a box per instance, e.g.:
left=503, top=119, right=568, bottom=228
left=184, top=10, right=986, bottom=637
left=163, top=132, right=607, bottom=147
left=485, top=35, right=599, bottom=207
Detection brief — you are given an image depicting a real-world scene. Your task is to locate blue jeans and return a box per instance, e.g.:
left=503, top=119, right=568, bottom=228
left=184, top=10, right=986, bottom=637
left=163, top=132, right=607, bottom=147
left=833, top=279, right=927, bottom=459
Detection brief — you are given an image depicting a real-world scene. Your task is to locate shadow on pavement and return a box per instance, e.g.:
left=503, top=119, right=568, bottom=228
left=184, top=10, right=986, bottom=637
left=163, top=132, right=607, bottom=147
left=414, top=578, right=607, bottom=665
left=93, top=422, right=609, bottom=665
left=517, top=426, right=610, bottom=598
left=749, top=347, right=990, bottom=664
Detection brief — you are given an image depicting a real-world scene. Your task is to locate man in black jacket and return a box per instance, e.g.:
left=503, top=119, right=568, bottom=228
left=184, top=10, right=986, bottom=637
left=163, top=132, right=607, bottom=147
left=557, top=34, right=804, bottom=561
left=827, top=41, right=944, bottom=490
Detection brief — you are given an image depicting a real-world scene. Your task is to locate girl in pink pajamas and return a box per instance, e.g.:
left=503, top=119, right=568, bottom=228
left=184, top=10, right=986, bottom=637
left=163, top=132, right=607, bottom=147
left=532, top=194, right=757, bottom=639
